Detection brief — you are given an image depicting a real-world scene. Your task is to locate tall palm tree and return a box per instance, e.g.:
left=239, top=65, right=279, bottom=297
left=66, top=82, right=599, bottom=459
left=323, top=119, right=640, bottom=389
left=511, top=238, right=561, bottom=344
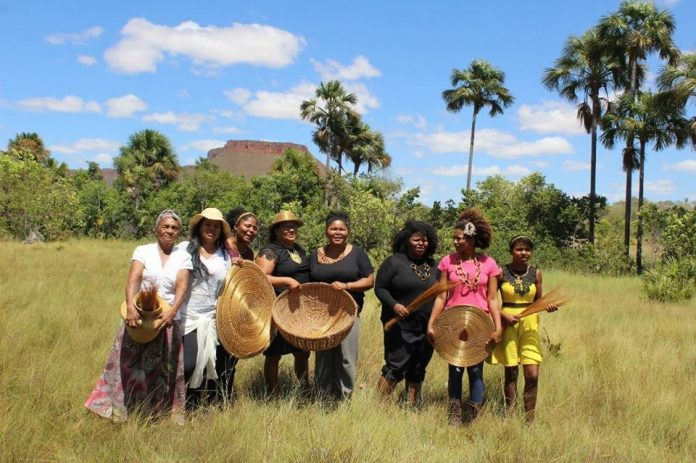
left=601, top=91, right=688, bottom=272
left=542, top=28, right=624, bottom=244
left=300, top=80, right=359, bottom=175
left=346, top=122, right=390, bottom=176
left=7, top=132, right=50, bottom=163
left=442, top=59, right=514, bottom=192
left=658, top=52, right=696, bottom=148
left=597, top=0, right=679, bottom=256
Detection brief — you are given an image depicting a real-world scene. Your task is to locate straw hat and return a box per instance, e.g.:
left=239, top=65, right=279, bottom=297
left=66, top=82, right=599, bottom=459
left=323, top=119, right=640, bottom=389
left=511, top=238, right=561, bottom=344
left=272, top=282, right=357, bottom=351
left=433, top=305, right=495, bottom=367
left=119, top=294, right=172, bottom=343
left=189, top=208, right=232, bottom=238
left=269, top=211, right=303, bottom=232
left=216, top=261, right=276, bottom=358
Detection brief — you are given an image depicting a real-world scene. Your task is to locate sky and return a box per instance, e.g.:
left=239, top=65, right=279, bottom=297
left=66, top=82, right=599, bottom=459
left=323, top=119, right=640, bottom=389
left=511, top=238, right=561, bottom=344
left=1, top=0, right=695, bottom=205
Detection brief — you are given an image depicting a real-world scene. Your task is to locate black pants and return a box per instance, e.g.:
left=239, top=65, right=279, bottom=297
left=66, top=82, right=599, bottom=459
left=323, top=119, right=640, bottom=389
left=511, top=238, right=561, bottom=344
left=183, top=330, right=238, bottom=406
left=381, top=328, right=434, bottom=383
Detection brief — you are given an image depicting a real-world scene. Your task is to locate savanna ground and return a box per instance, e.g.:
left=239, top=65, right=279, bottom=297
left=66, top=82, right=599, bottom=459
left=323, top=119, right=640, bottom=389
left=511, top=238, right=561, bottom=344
left=1, top=240, right=695, bottom=462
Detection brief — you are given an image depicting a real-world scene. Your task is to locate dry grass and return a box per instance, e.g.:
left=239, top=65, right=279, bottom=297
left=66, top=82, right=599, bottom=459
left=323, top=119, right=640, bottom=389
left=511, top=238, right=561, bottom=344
left=1, top=240, right=695, bottom=462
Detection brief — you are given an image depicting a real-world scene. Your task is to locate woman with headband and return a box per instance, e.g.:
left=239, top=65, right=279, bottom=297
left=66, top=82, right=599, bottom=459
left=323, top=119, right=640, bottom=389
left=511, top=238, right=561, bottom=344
left=225, top=207, right=259, bottom=263
left=489, top=235, right=557, bottom=423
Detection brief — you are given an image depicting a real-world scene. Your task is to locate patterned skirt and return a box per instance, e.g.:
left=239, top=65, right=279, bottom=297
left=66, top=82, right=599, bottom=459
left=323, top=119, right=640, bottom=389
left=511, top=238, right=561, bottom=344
left=84, top=321, right=185, bottom=422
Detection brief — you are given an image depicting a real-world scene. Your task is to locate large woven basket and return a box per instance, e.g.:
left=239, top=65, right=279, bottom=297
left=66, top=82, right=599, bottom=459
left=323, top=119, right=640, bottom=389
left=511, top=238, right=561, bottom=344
left=119, top=293, right=171, bottom=344
left=216, top=262, right=276, bottom=358
left=272, top=282, right=357, bottom=351
left=433, top=305, right=495, bottom=367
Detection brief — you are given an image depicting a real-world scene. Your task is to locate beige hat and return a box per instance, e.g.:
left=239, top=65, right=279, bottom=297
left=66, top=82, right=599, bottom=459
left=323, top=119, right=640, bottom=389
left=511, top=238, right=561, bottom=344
left=189, top=208, right=232, bottom=238
left=119, top=294, right=172, bottom=343
left=269, top=210, right=303, bottom=232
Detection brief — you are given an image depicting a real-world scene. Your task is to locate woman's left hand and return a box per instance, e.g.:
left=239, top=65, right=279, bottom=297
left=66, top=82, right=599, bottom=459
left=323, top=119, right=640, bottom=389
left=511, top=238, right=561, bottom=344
left=232, top=256, right=244, bottom=267
left=157, top=309, right=176, bottom=328
left=332, top=281, right=350, bottom=291
left=546, top=303, right=559, bottom=313
left=489, top=327, right=503, bottom=345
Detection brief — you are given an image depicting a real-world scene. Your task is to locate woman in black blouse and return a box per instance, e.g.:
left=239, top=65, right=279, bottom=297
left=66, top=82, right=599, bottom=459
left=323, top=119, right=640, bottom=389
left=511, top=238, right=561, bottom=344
left=375, top=220, right=439, bottom=405
left=256, top=211, right=310, bottom=396
left=309, top=211, right=374, bottom=400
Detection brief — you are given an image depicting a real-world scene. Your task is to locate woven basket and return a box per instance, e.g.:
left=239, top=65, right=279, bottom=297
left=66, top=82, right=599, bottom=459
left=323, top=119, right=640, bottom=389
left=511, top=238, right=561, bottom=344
left=272, top=282, right=357, bottom=351
left=216, top=262, right=276, bottom=358
left=119, top=293, right=171, bottom=344
left=433, top=305, right=495, bottom=367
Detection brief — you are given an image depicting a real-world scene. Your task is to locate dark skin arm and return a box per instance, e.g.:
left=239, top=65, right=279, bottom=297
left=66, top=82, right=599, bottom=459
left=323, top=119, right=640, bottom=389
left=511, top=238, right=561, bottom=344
left=255, top=254, right=301, bottom=290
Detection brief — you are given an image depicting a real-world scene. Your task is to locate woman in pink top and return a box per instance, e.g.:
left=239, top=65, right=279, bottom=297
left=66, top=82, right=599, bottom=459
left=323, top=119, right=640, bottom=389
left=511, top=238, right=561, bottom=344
left=427, top=209, right=503, bottom=426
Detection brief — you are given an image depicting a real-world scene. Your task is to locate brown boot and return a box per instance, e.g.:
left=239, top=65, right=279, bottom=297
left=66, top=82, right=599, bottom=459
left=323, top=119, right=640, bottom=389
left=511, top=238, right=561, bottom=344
left=447, top=398, right=463, bottom=427
left=406, top=381, right=421, bottom=407
left=463, top=401, right=482, bottom=424
left=377, top=376, right=396, bottom=397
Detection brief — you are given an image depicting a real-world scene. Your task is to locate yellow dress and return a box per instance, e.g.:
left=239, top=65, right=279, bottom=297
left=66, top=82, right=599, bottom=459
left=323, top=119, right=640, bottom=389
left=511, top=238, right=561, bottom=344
left=489, top=265, right=542, bottom=366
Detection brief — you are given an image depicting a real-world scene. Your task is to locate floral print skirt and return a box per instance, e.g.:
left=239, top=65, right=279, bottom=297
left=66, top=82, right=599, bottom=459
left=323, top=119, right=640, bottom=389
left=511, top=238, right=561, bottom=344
left=84, top=321, right=185, bottom=422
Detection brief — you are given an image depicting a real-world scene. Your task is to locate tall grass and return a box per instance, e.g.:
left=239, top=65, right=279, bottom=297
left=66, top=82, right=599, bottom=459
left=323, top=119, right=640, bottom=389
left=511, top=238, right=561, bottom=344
left=1, top=240, right=695, bottom=462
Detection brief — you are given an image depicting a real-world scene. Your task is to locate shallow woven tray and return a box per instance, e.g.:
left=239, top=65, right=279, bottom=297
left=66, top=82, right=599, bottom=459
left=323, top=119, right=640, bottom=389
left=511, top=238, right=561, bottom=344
left=433, top=305, right=495, bottom=367
left=272, top=282, right=357, bottom=351
left=216, top=262, right=276, bottom=358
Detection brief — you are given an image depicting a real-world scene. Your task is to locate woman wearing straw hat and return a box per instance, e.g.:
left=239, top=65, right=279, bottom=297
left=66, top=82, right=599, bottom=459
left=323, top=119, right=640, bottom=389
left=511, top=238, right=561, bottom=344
left=85, top=209, right=192, bottom=423
left=180, top=208, right=235, bottom=407
left=225, top=207, right=259, bottom=262
left=427, top=209, right=503, bottom=426
left=256, top=210, right=311, bottom=396
left=489, top=235, right=557, bottom=423
left=309, top=211, right=374, bottom=400
left=375, top=220, right=439, bottom=406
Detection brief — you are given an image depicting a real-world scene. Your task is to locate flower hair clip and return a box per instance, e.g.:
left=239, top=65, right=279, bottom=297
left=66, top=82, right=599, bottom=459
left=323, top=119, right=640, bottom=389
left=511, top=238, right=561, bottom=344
left=462, top=222, right=477, bottom=236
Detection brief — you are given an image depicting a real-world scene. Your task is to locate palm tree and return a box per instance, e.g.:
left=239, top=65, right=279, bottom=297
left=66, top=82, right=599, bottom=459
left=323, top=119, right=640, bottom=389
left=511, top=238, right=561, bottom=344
left=7, top=132, right=50, bottom=163
left=346, top=122, right=391, bottom=176
left=542, top=28, right=624, bottom=244
left=300, top=80, right=359, bottom=175
left=601, top=91, right=688, bottom=272
left=658, top=52, right=696, bottom=148
left=442, top=59, right=514, bottom=192
left=597, top=0, right=679, bottom=255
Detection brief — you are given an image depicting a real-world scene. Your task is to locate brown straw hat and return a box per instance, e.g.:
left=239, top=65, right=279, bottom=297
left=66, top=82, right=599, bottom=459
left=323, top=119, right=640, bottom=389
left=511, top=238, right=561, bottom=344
left=433, top=305, right=495, bottom=367
left=216, top=261, right=276, bottom=358
left=119, top=294, right=172, bottom=343
left=189, top=207, right=232, bottom=238
left=269, top=210, right=303, bottom=232
left=272, top=282, right=357, bottom=351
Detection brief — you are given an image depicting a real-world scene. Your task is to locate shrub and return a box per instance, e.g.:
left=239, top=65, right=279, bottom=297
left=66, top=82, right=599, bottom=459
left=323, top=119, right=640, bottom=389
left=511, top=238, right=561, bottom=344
left=642, top=257, right=696, bottom=302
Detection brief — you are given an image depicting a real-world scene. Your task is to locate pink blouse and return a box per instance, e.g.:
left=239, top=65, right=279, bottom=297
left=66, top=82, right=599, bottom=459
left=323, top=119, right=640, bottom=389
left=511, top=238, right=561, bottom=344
left=437, top=253, right=500, bottom=312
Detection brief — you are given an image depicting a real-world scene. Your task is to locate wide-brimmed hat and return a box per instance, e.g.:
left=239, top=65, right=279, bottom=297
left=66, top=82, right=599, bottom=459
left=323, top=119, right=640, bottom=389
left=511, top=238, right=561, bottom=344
left=433, top=305, right=495, bottom=367
left=216, top=261, right=276, bottom=358
left=119, top=294, right=172, bottom=343
left=272, top=282, right=357, bottom=351
left=189, top=208, right=232, bottom=238
left=269, top=211, right=303, bottom=232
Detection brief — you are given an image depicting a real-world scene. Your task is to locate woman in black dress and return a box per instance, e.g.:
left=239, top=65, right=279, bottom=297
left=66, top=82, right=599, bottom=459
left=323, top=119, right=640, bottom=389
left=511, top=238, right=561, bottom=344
left=256, top=211, right=310, bottom=396
left=309, top=211, right=374, bottom=400
left=375, top=220, right=439, bottom=405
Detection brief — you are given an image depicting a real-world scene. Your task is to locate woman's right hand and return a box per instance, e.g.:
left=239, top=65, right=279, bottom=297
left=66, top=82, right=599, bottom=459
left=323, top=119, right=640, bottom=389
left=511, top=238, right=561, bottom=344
left=426, top=325, right=436, bottom=346
left=286, top=278, right=301, bottom=290
left=393, top=303, right=409, bottom=318
left=125, top=302, right=141, bottom=328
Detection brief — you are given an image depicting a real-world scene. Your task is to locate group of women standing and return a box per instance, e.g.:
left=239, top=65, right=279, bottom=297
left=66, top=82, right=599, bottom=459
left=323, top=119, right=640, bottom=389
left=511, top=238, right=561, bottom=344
left=85, top=206, right=554, bottom=427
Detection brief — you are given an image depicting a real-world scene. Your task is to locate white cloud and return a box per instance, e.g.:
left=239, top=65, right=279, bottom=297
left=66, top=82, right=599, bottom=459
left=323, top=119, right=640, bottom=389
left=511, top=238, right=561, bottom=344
left=17, top=95, right=101, bottom=113
left=531, top=160, right=550, bottom=168
left=242, top=82, right=316, bottom=119
left=179, top=139, right=226, bottom=153
left=311, top=55, right=381, bottom=81
left=413, top=128, right=574, bottom=159
left=105, top=94, right=148, bottom=117
left=77, top=55, right=97, bottom=66
left=396, top=114, right=427, bottom=130
left=224, top=88, right=252, bottom=105
left=665, top=159, right=696, bottom=172
left=104, top=18, right=305, bottom=74
left=142, top=111, right=212, bottom=131
left=345, top=82, right=379, bottom=113
left=212, top=126, right=243, bottom=134
left=518, top=101, right=586, bottom=136
left=93, top=153, right=113, bottom=165
left=564, top=160, right=591, bottom=171
left=432, top=164, right=530, bottom=177
left=46, top=26, right=103, bottom=45
left=645, top=179, right=675, bottom=195
left=50, top=138, right=120, bottom=154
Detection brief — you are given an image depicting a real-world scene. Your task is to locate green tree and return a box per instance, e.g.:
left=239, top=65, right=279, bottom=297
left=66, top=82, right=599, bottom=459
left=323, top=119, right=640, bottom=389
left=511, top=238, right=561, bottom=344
left=658, top=52, right=696, bottom=148
left=346, top=122, right=391, bottom=176
left=442, top=59, right=514, bottom=192
left=542, top=28, right=623, bottom=244
left=597, top=0, right=679, bottom=255
left=6, top=132, right=50, bottom=163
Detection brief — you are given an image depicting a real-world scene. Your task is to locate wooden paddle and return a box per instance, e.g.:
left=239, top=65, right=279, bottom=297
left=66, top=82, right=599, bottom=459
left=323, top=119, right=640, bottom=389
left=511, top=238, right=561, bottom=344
left=383, top=281, right=456, bottom=331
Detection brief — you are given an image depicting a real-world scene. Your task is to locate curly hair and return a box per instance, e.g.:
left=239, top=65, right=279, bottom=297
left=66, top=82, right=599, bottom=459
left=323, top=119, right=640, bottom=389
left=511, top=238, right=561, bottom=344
left=391, top=220, right=439, bottom=259
left=456, top=208, right=493, bottom=249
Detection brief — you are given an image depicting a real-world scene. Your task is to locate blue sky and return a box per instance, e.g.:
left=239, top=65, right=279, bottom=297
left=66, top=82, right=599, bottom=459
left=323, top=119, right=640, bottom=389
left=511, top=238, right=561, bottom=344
left=1, top=0, right=694, bottom=205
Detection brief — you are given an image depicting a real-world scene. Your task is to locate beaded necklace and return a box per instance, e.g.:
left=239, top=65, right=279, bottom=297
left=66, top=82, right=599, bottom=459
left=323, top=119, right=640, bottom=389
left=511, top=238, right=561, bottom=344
left=409, top=261, right=431, bottom=280
left=455, top=255, right=480, bottom=291
left=508, top=264, right=531, bottom=296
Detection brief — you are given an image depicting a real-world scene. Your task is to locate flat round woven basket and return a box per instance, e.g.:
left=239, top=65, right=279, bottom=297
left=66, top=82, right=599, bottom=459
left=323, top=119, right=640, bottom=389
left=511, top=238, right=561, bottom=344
left=433, top=305, right=495, bottom=367
left=216, top=262, right=276, bottom=358
left=272, top=282, right=357, bottom=351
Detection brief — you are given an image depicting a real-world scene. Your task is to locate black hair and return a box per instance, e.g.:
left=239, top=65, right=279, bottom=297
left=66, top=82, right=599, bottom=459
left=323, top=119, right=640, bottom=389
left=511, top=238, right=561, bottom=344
left=187, top=219, right=228, bottom=281
left=391, top=220, right=438, bottom=259
left=509, top=235, right=534, bottom=252
left=325, top=211, right=350, bottom=230
left=456, top=208, right=493, bottom=249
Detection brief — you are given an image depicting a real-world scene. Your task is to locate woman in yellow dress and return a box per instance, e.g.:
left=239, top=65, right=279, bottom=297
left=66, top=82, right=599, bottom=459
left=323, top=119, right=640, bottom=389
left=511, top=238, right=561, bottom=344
left=490, top=235, right=556, bottom=423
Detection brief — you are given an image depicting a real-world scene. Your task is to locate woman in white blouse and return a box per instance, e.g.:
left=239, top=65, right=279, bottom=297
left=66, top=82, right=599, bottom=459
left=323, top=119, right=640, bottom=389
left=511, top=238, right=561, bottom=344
left=181, top=208, right=234, bottom=407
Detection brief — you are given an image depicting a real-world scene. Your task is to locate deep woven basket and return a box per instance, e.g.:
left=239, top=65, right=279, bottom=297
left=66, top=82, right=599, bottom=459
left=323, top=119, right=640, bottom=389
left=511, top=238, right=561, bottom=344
left=216, top=262, right=276, bottom=359
left=272, top=282, right=357, bottom=351
left=433, top=305, right=495, bottom=367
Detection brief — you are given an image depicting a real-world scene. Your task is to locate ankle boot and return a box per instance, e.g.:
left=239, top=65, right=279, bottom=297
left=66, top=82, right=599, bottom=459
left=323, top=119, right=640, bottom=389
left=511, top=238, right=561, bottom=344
left=406, top=381, right=421, bottom=407
left=447, top=398, right=463, bottom=427
left=463, top=401, right=482, bottom=424
left=377, top=376, right=396, bottom=396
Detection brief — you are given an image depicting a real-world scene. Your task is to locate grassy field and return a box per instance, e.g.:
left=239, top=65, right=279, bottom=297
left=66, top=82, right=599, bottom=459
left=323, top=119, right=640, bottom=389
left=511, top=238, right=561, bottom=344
left=1, top=240, right=695, bottom=462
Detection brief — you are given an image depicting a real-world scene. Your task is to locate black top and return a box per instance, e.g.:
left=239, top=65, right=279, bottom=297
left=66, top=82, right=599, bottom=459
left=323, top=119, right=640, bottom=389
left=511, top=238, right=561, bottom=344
left=260, top=242, right=310, bottom=295
left=375, top=253, right=440, bottom=342
left=309, top=246, right=374, bottom=312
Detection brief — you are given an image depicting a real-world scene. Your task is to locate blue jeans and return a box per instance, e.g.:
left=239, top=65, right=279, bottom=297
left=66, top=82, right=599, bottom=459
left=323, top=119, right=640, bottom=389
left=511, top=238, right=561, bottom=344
left=448, top=362, right=484, bottom=404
